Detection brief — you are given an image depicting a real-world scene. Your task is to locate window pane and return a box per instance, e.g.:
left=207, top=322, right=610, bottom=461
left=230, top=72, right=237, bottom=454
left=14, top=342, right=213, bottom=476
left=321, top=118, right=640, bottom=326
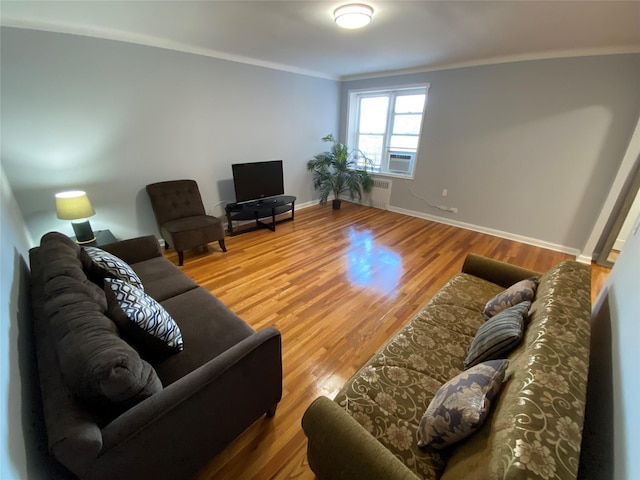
left=348, top=85, right=428, bottom=178
left=390, top=135, right=419, bottom=150
left=392, top=114, right=422, bottom=135
left=357, top=134, right=384, bottom=168
left=359, top=96, right=389, bottom=134
left=395, top=94, right=425, bottom=113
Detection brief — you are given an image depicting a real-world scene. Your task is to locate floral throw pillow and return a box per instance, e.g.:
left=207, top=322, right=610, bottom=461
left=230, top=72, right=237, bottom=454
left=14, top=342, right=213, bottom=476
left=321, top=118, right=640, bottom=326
left=483, top=277, right=538, bottom=319
left=464, top=301, right=531, bottom=369
left=417, top=359, right=509, bottom=449
left=83, top=246, right=145, bottom=290
left=105, top=278, right=184, bottom=354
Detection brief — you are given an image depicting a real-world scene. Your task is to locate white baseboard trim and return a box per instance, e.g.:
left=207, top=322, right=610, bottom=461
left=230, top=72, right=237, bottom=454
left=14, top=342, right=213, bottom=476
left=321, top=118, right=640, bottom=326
left=613, top=238, right=625, bottom=251
left=575, top=254, right=593, bottom=265
left=222, top=200, right=583, bottom=258
left=296, top=200, right=318, bottom=210
left=388, top=205, right=582, bottom=257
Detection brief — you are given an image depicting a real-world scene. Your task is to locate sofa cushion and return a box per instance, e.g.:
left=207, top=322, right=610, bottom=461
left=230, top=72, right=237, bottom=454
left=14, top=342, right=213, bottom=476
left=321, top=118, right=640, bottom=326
left=82, top=246, right=145, bottom=290
left=154, top=287, right=256, bottom=385
left=39, top=232, right=86, bottom=282
left=38, top=232, right=162, bottom=409
left=105, top=278, right=184, bottom=356
left=464, top=301, right=531, bottom=369
left=483, top=277, right=538, bottom=318
left=44, top=270, right=162, bottom=408
left=335, top=360, right=450, bottom=478
left=129, top=256, right=199, bottom=302
left=428, top=272, right=503, bottom=313
left=417, top=359, right=509, bottom=449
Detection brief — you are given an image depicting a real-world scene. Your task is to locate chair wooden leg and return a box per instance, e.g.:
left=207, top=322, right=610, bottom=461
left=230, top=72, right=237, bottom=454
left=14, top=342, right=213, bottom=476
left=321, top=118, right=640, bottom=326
left=219, top=239, right=227, bottom=252
left=178, top=251, right=184, bottom=266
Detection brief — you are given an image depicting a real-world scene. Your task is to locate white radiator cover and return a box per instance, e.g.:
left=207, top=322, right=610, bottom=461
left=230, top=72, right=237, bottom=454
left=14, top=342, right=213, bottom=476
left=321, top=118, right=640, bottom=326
left=367, top=178, right=392, bottom=210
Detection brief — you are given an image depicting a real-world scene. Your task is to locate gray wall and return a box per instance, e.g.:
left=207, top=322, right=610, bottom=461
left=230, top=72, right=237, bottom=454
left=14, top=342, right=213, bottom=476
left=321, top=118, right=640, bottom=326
left=341, top=55, right=640, bottom=253
left=1, top=27, right=340, bottom=243
left=582, top=210, right=640, bottom=480
left=3, top=28, right=639, bottom=254
left=0, top=166, right=31, bottom=479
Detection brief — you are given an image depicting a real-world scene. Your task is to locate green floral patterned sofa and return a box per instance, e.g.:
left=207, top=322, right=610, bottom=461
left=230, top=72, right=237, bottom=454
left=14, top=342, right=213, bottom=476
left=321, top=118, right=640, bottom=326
left=302, top=254, right=591, bottom=480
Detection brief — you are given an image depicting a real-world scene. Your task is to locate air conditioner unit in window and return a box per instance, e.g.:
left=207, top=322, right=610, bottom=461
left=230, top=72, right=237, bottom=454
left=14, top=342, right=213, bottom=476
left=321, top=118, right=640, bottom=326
left=387, top=151, right=415, bottom=174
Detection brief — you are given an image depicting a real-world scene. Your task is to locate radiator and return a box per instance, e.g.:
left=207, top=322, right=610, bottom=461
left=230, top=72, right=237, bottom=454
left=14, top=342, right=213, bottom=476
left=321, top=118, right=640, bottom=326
left=367, top=178, right=392, bottom=210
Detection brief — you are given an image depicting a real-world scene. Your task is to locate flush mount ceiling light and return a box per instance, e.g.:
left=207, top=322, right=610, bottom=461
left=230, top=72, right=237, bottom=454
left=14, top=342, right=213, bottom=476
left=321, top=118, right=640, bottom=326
left=334, top=3, right=373, bottom=29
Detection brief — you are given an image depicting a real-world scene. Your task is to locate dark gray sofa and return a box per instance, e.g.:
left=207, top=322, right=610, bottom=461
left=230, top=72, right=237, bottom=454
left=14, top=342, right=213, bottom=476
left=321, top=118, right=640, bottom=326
left=29, top=232, right=282, bottom=479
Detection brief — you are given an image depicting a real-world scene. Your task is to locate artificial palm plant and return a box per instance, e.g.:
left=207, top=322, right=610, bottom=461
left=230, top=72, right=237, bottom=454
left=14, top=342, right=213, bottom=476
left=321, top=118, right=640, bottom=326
left=307, top=134, right=374, bottom=209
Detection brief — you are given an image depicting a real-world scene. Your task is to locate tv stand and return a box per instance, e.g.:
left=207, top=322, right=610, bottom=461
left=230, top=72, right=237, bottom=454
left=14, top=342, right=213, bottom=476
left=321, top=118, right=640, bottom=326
left=225, top=195, right=296, bottom=236
left=253, top=198, right=278, bottom=205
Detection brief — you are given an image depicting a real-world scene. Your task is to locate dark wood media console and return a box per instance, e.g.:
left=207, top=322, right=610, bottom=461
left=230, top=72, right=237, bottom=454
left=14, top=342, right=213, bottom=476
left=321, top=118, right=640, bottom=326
left=225, top=195, right=296, bottom=236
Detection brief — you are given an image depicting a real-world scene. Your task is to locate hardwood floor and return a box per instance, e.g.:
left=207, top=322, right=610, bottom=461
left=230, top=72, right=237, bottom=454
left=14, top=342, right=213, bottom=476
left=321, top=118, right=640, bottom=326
left=164, top=202, right=608, bottom=480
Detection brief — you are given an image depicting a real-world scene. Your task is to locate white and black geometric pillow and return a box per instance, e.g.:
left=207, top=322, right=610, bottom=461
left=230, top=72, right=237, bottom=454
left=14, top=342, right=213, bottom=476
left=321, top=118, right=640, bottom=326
left=104, top=277, right=184, bottom=355
left=83, top=246, right=145, bottom=290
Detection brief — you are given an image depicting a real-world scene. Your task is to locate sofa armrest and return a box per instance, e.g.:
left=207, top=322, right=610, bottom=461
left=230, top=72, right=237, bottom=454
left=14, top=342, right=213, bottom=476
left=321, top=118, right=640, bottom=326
left=100, top=235, right=163, bottom=264
left=35, top=315, right=103, bottom=475
left=93, top=327, right=282, bottom=480
left=462, top=253, right=541, bottom=288
left=302, top=396, right=419, bottom=480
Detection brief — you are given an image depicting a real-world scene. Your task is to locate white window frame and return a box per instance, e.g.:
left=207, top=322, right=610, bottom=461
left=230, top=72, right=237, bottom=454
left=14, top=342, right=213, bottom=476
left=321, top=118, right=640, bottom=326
left=346, top=83, right=429, bottom=179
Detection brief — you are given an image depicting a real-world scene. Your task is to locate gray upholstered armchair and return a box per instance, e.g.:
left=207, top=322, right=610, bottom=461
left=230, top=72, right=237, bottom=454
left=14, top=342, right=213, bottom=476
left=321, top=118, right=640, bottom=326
left=146, top=180, right=226, bottom=266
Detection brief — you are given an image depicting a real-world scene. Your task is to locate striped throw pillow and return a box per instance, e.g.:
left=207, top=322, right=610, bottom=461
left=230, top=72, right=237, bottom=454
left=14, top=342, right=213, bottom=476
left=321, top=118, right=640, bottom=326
left=465, top=301, right=531, bottom=369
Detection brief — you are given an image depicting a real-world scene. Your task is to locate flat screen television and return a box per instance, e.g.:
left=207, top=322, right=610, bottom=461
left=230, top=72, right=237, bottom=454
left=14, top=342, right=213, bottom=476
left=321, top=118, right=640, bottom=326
left=232, top=160, right=284, bottom=203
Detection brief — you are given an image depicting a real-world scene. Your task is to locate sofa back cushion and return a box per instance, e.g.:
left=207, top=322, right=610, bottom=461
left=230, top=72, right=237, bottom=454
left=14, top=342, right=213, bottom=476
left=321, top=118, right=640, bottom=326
left=39, top=232, right=162, bottom=408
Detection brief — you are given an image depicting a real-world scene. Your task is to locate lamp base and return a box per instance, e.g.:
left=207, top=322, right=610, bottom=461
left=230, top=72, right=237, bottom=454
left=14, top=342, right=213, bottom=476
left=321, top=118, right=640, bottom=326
left=72, top=220, right=96, bottom=244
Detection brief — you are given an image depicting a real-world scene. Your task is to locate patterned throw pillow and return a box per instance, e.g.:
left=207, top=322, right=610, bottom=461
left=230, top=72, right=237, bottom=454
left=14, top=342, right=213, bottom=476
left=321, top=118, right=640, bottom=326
left=417, top=359, right=509, bottom=449
left=104, top=278, right=184, bottom=354
left=483, top=277, right=538, bottom=318
left=464, top=301, right=531, bottom=369
left=83, top=246, right=145, bottom=290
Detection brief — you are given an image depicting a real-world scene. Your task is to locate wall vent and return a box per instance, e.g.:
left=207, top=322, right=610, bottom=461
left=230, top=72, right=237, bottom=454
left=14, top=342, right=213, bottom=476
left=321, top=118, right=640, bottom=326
left=367, top=178, right=392, bottom=210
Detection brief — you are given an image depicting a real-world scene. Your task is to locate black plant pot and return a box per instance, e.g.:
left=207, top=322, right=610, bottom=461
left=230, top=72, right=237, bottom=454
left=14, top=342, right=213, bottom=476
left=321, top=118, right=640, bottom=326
left=332, top=199, right=341, bottom=210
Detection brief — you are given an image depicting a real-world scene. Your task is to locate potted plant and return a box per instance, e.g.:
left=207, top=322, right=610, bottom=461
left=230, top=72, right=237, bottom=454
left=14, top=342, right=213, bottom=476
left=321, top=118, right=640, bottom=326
left=307, top=134, right=374, bottom=210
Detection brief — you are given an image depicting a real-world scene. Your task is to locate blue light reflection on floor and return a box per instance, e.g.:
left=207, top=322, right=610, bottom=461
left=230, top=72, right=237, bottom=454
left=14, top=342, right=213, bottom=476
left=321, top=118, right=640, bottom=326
left=346, top=228, right=402, bottom=295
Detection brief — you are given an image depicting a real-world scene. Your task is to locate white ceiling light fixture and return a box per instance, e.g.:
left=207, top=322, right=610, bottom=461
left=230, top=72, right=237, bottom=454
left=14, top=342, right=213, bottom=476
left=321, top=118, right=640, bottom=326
left=334, top=3, right=374, bottom=29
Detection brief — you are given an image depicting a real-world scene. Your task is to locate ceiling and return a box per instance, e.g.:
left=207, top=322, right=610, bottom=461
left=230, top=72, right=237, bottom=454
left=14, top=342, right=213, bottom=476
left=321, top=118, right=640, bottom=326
left=1, top=1, right=639, bottom=80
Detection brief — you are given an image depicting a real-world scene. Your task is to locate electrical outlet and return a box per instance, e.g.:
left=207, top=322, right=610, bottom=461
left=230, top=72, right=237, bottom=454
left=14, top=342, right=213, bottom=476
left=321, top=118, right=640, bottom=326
left=442, top=189, right=448, bottom=197
left=450, top=207, right=458, bottom=213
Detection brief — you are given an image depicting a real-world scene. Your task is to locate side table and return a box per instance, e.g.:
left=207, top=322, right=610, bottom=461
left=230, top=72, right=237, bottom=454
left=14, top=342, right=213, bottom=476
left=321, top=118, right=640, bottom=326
left=71, top=229, right=117, bottom=247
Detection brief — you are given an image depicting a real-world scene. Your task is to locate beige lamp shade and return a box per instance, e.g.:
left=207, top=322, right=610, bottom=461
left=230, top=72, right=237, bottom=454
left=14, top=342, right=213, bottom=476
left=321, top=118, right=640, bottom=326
left=55, top=191, right=96, bottom=220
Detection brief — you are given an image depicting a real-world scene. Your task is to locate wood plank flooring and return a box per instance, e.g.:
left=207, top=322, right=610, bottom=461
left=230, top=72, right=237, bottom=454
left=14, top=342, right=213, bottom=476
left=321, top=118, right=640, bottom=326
left=163, top=202, right=608, bottom=480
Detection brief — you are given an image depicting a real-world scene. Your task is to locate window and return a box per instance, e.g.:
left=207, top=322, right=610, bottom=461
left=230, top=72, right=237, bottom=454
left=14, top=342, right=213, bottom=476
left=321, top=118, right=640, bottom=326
left=347, top=84, right=429, bottom=178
